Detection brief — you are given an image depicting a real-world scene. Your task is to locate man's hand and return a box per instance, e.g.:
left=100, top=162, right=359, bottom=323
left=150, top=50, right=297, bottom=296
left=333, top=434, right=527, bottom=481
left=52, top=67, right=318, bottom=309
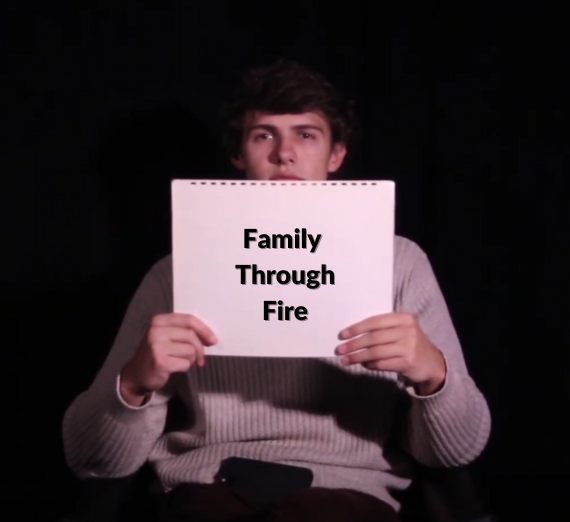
left=120, top=313, right=218, bottom=406
left=336, top=312, right=446, bottom=396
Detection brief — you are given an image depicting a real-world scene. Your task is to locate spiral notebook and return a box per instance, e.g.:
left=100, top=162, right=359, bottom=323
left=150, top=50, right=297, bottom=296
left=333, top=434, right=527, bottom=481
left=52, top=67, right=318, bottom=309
left=172, top=179, right=395, bottom=357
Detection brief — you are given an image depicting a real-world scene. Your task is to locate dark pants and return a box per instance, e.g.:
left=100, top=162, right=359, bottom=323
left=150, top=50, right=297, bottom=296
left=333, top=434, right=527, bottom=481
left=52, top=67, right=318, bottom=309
left=159, top=483, right=400, bottom=522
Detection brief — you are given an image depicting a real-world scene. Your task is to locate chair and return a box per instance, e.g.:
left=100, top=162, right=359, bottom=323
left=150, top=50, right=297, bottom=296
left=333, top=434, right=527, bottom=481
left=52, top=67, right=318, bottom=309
left=59, top=461, right=497, bottom=522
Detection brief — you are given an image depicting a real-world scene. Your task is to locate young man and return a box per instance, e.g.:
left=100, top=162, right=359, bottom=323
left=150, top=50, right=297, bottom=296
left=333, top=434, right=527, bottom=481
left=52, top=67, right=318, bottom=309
left=62, top=60, right=491, bottom=522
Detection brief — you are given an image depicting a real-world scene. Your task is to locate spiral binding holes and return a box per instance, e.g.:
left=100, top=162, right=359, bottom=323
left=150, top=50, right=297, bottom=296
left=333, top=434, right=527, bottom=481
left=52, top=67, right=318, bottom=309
left=186, top=181, right=378, bottom=186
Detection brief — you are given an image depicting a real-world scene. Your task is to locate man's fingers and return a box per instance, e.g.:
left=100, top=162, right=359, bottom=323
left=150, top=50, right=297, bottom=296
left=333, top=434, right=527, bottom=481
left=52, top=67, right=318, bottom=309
left=163, top=341, right=201, bottom=366
left=166, top=329, right=205, bottom=366
left=340, top=344, right=404, bottom=366
left=166, top=355, right=193, bottom=374
left=150, top=326, right=202, bottom=345
left=186, top=329, right=206, bottom=366
left=336, top=328, right=407, bottom=355
left=151, top=313, right=218, bottom=345
left=338, top=312, right=415, bottom=340
left=362, top=357, right=405, bottom=373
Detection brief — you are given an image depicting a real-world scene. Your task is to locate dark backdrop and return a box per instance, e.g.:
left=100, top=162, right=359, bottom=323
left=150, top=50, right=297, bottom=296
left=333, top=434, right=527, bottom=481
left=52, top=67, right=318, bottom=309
left=3, top=3, right=566, bottom=521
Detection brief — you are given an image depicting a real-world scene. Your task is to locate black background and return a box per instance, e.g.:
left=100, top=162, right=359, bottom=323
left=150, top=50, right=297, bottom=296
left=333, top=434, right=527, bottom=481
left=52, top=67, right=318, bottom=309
left=3, top=3, right=566, bottom=521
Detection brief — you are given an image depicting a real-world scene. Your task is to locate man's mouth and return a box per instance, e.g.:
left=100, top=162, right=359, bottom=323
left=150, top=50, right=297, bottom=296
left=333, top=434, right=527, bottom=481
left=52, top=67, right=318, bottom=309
left=270, top=173, right=304, bottom=181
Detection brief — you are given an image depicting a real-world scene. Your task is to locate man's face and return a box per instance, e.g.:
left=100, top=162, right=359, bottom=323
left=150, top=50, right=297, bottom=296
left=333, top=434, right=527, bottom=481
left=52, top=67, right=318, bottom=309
left=231, top=111, right=347, bottom=181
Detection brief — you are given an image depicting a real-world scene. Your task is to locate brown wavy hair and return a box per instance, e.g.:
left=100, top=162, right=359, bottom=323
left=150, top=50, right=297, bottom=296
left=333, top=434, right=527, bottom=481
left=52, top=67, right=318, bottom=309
left=219, top=59, right=359, bottom=159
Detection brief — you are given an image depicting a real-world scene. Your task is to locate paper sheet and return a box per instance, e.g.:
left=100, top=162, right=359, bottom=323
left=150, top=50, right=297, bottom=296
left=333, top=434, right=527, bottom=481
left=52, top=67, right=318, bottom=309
left=172, top=180, right=395, bottom=357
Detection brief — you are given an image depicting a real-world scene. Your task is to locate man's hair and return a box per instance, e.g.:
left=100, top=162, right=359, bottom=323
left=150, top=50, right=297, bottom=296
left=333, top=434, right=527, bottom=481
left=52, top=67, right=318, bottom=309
left=219, top=59, right=358, bottom=158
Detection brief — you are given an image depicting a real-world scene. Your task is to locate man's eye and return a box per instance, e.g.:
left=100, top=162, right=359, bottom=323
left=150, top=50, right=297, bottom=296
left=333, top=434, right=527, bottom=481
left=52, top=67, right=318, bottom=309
left=300, top=132, right=315, bottom=139
left=254, top=133, right=272, bottom=141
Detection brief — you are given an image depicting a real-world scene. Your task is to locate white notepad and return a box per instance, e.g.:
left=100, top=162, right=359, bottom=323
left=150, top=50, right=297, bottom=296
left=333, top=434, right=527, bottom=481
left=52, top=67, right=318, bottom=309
left=172, top=179, right=395, bottom=357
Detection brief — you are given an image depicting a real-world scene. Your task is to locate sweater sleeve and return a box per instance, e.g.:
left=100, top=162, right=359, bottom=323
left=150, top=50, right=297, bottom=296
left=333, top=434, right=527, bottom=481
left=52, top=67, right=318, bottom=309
left=62, top=258, right=173, bottom=478
left=396, top=240, right=491, bottom=467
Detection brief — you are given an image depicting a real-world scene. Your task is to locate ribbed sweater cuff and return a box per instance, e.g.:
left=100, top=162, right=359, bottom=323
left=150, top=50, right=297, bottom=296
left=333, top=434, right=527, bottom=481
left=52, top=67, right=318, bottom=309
left=107, top=374, right=154, bottom=422
left=405, top=364, right=491, bottom=466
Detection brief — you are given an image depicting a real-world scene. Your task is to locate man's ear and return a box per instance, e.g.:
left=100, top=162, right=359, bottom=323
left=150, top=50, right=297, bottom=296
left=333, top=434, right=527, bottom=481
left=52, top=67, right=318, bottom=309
left=328, top=142, right=347, bottom=173
left=231, top=155, right=245, bottom=170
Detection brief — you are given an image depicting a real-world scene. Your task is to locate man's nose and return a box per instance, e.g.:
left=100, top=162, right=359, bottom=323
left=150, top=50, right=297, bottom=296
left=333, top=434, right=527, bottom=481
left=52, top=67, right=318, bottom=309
left=270, top=138, right=296, bottom=164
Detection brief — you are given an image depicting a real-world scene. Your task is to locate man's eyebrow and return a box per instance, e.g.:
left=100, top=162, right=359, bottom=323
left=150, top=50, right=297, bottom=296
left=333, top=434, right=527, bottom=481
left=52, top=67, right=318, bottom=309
left=246, top=123, right=325, bottom=134
left=246, top=124, right=277, bottom=134
left=292, top=124, right=324, bottom=133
